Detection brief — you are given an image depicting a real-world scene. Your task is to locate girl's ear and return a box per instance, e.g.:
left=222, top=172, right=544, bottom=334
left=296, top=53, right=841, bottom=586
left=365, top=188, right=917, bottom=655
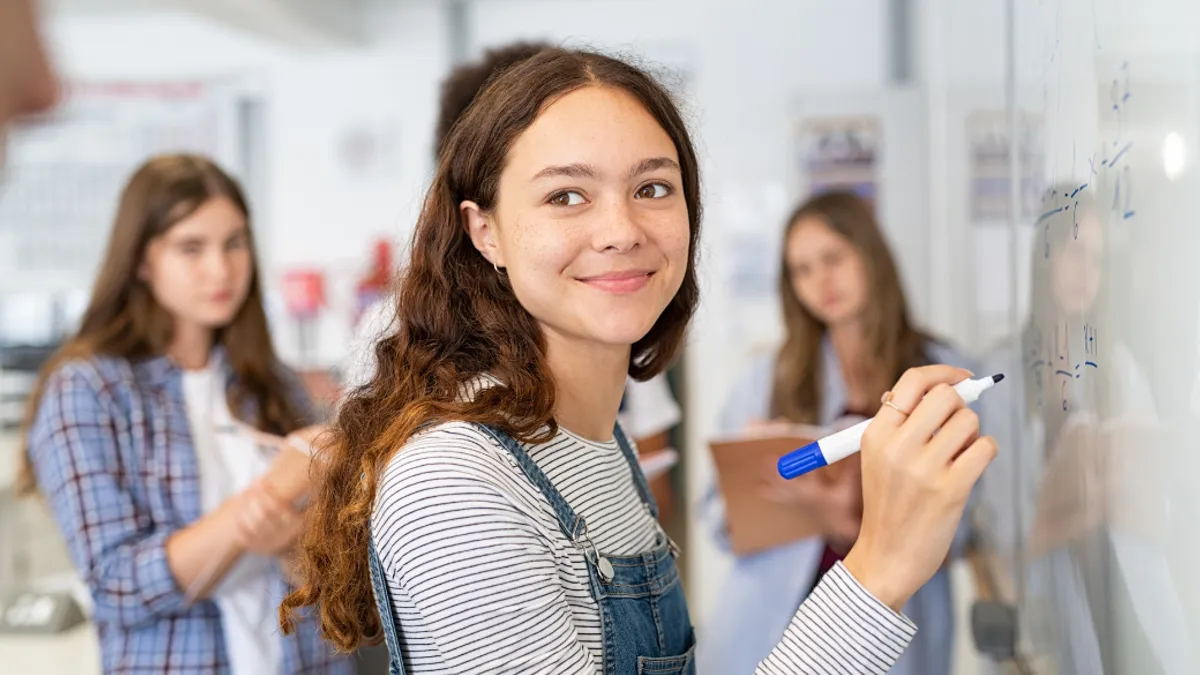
left=462, top=200, right=505, bottom=269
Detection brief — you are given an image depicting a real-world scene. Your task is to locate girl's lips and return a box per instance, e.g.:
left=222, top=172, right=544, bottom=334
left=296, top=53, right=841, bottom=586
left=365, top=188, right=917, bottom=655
left=577, top=270, right=654, bottom=294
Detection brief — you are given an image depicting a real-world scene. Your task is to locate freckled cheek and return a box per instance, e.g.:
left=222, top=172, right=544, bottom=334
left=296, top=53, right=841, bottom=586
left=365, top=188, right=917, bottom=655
left=656, top=221, right=691, bottom=267
left=511, top=224, right=590, bottom=278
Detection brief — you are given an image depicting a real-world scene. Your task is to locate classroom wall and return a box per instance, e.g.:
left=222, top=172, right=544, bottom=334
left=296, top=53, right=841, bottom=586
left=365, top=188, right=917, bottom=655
left=261, top=1, right=448, bottom=365
left=917, top=0, right=1009, bottom=348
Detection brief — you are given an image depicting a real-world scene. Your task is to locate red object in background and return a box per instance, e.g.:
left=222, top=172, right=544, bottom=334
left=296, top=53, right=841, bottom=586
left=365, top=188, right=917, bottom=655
left=282, top=269, right=326, bottom=319
left=356, top=239, right=392, bottom=295
left=354, top=239, right=394, bottom=327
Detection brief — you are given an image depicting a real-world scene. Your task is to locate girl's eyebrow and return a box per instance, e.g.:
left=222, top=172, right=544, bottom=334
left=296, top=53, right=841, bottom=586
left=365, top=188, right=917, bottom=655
left=529, top=157, right=680, bottom=183
left=531, top=163, right=597, bottom=182
left=625, top=156, right=680, bottom=179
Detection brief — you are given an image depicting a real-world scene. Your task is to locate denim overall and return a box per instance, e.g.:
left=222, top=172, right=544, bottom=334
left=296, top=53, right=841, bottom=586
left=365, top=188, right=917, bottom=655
left=366, top=423, right=696, bottom=675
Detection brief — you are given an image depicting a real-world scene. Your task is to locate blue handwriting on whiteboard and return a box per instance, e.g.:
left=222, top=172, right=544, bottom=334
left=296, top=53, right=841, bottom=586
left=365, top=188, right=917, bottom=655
left=1026, top=321, right=1102, bottom=413
left=1109, top=64, right=1135, bottom=221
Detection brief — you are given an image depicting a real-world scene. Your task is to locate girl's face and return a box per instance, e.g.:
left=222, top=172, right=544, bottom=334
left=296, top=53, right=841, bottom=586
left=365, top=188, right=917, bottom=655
left=140, top=196, right=254, bottom=335
left=785, top=217, right=870, bottom=328
left=464, top=85, right=690, bottom=354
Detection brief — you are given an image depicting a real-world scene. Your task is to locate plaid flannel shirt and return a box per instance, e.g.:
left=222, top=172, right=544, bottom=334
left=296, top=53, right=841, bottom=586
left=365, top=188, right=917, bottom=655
left=27, top=350, right=354, bottom=675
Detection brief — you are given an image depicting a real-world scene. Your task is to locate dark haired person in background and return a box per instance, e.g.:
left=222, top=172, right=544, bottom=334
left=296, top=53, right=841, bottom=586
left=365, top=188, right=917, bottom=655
left=432, top=41, right=548, bottom=158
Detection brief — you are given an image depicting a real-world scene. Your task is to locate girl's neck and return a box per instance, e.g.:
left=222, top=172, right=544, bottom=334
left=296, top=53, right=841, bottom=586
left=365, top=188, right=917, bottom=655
left=168, top=321, right=214, bottom=371
left=543, top=330, right=628, bottom=442
left=829, top=321, right=874, bottom=408
left=829, top=320, right=867, bottom=366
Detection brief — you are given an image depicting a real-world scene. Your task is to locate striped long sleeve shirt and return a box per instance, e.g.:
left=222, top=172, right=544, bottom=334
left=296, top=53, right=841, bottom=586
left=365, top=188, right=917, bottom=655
left=371, top=421, right=916, bottom=674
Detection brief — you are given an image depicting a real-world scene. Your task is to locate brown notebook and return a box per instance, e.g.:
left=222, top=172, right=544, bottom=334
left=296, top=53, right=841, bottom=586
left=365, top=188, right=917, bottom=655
left=708, top=424, right=832, bottom=556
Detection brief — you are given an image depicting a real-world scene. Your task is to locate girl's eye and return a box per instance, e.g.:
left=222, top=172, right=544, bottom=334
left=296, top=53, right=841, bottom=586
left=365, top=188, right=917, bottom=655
left=635, top=183, right=671, bottom=200
left=549, top=190, right=585, bottom=207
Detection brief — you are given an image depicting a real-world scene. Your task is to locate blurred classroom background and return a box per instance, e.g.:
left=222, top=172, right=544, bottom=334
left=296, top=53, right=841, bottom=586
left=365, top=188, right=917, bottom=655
left=4, top=1, right=1200, bottom=673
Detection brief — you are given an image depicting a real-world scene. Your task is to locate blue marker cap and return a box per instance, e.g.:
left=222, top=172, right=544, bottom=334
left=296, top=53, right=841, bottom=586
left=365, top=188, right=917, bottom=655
left=777, top=441, right=826, bottom=479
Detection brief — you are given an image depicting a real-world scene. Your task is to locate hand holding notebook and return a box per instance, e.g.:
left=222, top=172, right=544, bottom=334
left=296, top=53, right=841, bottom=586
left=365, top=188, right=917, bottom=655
left=708, top=416, right=865, bottom=556
left=226, top=421, right=328, bottom=508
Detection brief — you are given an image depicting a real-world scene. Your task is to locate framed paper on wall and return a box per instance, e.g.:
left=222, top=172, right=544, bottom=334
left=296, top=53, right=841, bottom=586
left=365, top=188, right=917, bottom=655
left=966, top=109, right=1046, bottom=224
left=797, top=116, right=880, bottom=205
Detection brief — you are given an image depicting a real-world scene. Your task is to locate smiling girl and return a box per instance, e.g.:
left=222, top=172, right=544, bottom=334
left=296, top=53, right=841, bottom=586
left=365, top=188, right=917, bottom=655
left=283, top=48, right=996, bottom=675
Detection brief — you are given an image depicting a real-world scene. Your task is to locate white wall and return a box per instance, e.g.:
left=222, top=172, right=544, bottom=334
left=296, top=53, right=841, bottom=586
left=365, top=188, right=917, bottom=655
left=917, top=0, right=1008, bottom=349
left=46, top=11, right=289, bottom=78
left=262, top=1, right=448, bottom=366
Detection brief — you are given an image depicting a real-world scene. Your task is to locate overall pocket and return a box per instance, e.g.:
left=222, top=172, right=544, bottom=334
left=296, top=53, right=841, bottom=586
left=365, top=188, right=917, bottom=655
left=636, top=644, right=696, bottom=675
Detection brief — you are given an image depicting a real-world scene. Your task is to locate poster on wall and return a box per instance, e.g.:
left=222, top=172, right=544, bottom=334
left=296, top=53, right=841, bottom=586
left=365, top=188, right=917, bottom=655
left=966, top=110, right=1046, bottom=223
left=797, top=116, right=880, bottom=204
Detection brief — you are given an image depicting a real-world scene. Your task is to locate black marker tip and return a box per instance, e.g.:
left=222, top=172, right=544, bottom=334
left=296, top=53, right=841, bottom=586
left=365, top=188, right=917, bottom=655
left=991, top=373, right=1005, bottom=384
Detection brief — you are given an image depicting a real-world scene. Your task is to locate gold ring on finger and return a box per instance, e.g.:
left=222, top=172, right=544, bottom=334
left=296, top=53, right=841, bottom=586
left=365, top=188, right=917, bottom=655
left=880, top=390, right=913, bottom=417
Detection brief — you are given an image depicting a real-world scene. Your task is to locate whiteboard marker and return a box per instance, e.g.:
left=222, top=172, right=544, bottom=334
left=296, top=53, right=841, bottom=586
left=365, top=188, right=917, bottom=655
left=777, top=374, right=1005, bottom=480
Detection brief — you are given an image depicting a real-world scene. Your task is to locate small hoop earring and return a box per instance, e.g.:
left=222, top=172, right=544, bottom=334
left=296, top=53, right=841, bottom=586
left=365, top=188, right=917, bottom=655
left=493, top=261, right=505, bottom=275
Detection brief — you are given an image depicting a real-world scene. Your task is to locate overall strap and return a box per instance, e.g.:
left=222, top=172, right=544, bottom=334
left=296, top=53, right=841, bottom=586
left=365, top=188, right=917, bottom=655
left=476, top=424, right=589, bottom=543
left=611, top=423, right=659, bottom=519
left=367, top=536, right=408, bottom=675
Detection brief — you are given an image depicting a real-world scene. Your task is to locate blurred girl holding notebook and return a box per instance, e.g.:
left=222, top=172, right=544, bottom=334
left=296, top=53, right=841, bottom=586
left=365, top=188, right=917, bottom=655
left=698, top=191, right=975, bottom=675
left=21, top=155, right=351, bottom=674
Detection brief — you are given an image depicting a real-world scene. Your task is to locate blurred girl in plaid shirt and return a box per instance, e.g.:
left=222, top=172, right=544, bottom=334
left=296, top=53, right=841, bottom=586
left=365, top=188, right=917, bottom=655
left=20, top=154, right=353, bottom=675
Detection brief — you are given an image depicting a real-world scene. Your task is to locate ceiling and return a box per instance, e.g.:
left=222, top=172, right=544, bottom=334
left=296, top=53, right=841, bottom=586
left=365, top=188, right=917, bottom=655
left=45, top=0, right=372, bottom=48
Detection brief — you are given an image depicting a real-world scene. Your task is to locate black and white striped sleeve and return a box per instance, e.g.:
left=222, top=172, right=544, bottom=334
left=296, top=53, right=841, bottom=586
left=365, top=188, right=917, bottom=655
left=374, top=431, right=598, bottom=674
left=755, top=562, right=917, bottom=674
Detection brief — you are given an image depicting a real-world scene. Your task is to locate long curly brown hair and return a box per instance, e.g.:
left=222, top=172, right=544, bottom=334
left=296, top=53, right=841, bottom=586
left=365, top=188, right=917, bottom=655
left=279, top=48, right=702, bottom=651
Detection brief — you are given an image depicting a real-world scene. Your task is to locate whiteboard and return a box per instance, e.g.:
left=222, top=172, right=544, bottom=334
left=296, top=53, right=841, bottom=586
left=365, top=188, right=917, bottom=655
left=966, top=0, right=1200, bottom=672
